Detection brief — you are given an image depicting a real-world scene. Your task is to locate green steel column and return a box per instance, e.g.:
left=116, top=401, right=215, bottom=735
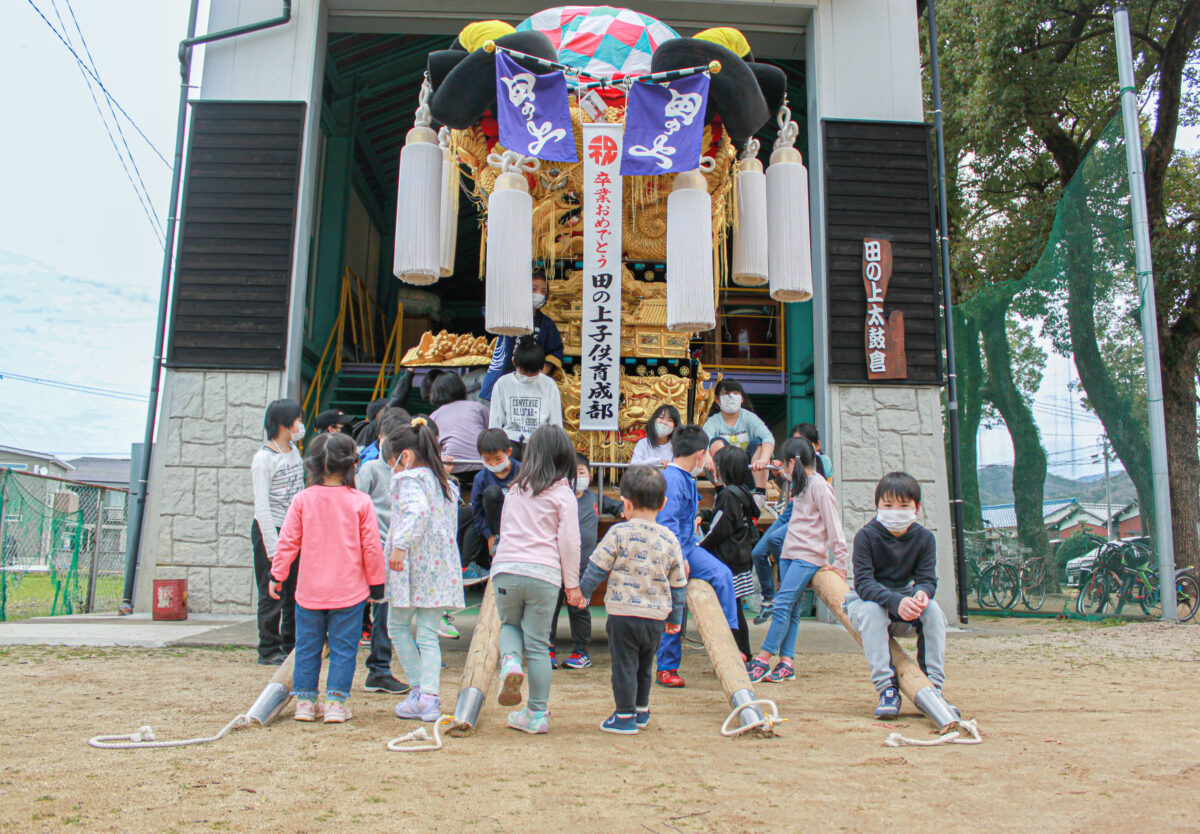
left=784, top=300, right=815, bottom=428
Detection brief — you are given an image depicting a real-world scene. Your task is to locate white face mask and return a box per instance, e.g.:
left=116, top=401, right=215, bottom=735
left=689, top=462, right=704, bottom=477
left=515, top=372, right=538, bottom=384
left=719, top=393, right=742, bottom=414
left=574, top=475, right=590, bottom=494
left=876, top=508, right=917, bottom=533
left=531, top=293, right=547, bottom=309
left=485, top=458, right=510, bottom=474
left=290, top=421, right=305, bottom=441
left=654, top=421, right=674, bottom=438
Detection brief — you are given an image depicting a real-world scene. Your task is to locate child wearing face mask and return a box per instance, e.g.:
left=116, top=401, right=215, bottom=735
left=702, top=380, right=775, bottom=491
left=550, top=453, right=623, bottom=670
left=384, top=418, right=465, bottom=723
left=470, top=429, right=523, bottom=568
left=479, top=270, right=565, bottom=402
left=653, top=425, right=740, bottom=689
left=250, top=398, right=307, bottom=665
left=488, top=337, right=563, bottom=461
left=630, top=404, right=681, bottom=468
left=844, top=471, right=954, bottom=720
left=746, top=436, right=846, bottom=685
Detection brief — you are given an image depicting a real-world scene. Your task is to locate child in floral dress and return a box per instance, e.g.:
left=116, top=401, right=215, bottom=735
left=384, top=417, right=465, bottom=722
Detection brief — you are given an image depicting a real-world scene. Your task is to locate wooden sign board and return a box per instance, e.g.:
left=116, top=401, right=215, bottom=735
left=863, top=238, right=907, bottom=379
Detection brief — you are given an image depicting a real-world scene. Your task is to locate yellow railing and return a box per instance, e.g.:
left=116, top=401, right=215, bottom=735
left=372, top=301, right=405, bottom=401
left=303, top=267, right=395, bottom=427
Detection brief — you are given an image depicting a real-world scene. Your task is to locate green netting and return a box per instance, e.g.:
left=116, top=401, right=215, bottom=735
left=951, top=115, right=1177, bottom=620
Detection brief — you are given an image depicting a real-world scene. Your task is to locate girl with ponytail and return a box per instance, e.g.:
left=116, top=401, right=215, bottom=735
left=384, top=417, right=465, bottom=723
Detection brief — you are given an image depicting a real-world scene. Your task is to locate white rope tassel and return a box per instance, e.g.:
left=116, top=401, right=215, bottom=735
left=387, top=714, right=461, bottom=753
left=485, top=164, right=534, bottom=336
left=884, top=718, right=983, bottom=748
left=393, top=123, right=442, bottom=285
left=720, top=698, right=785, bottom=738
left=666, top=170, right=716, bottom=333
left=732, top=145, right=768, bottom=286
left=88, top=714, right=252, bottom=750
left=438, top=128, right=459, bottom=278
left=766, top=99, right=813, bottom=303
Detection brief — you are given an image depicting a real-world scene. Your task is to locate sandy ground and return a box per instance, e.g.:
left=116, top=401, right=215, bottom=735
left=3, top=618, right=1199, bottom=833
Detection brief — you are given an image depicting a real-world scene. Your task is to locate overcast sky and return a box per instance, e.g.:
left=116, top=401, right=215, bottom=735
left=0, top=1, right=1195, bottom=476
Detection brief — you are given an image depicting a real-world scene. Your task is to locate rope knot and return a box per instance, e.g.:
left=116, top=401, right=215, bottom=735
left=486, top=150, right=541, bottom=175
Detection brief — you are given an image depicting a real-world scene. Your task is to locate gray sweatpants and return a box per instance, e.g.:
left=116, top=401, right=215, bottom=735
left=494, top=572, right=559, bottom=712
left=845, top=591, right=947, bottom=693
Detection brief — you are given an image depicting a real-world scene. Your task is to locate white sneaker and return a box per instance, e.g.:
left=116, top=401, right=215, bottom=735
left=437, top=614, right=460, bottom=639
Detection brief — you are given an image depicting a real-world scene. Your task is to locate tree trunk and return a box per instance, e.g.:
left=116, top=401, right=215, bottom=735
left=1160, top=335, right=1200, bottom=574
left=978, top=296, right=1052, bottom=561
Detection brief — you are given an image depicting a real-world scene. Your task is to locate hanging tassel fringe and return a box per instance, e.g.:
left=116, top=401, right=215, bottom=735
left=484, top=153, right=537, bottom=336
left=667, top=170, right=716, bottom=333
left=766, top=100, right=813, bottom=303
left=394, top=77, right=441, bottom=286
left=732, top=143, right=768, bottom=286
left=438, top=127, right=459, bottom=278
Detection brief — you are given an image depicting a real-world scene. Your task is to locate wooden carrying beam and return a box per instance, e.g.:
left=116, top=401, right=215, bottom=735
left=451, top=581, right=502, bottom=732
left=809, top=569, right=959, bottom=732
left=685, top=578, right=773, bottom=734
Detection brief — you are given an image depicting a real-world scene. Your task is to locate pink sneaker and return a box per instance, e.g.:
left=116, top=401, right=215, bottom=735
left=323, top=700, right=352, bottom=724
left=293, top=699, right=320, bottom=722
left=498, top=654, right=525, bottom=707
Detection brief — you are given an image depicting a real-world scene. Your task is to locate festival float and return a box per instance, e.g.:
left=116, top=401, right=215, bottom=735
left=394, top=6, right=813, bottom=463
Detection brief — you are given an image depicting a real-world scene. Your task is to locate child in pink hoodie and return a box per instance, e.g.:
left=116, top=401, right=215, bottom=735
left=489, top=424, right=585, bottom=734
left=271, top=432, right=385, bottom=724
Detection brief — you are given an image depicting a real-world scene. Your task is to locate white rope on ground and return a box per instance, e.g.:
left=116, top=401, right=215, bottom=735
left=720, top=699, right=785, bottom=738
left=884, top=718, right=982, bottom=747
left=387, top=714, right=462, bottom=753
left=88, top=714, right=252, bottom=750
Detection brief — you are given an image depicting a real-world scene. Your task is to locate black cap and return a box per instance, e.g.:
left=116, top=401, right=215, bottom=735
left=315, top=409, right=355, bottom=432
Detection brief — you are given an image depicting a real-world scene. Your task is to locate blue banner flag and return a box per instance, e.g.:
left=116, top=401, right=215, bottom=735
left=619, top=73, right=710, bottom=175
left=494, top=51, right=578, bottom=163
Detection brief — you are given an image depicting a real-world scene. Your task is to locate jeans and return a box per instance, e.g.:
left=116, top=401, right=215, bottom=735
left=494, top=572, right=559, bottom=711
left=388, top=606, right=444, bottom=695
left=481, top=486, right=505, bottom=540
left=656, top=546, right=738, bottom=672
left=751, top=503, right=792, bottom=604
left=365, top=602, right=393, bottom=677
left=458, top=505, right=488, bottom=568
left=252, top=521, right=298, bottom=662
left=845, top=592, right=947, bottom=692
left=608, top=615, right=664, bottom=713
left=292, top=601, right=365, bottom=700
left=759, top=559, right=820, bottom=658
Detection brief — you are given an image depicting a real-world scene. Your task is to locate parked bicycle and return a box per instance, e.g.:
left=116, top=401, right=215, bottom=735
left=965, top=554, right=1019, bottom=610
left=1017, top=555, right=1047, bottom=611
left=1075, top=534, right=1200, bottom=620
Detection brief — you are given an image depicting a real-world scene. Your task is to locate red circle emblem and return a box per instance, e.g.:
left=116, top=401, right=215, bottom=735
left=587, top=134, right=619, bottom=165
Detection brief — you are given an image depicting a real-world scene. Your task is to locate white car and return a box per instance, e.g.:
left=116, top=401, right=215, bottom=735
left=1065, top=549, right=1100, bottom=588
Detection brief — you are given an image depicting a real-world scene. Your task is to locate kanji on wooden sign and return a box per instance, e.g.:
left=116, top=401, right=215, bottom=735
left=863, top=237, right=907, bottom=380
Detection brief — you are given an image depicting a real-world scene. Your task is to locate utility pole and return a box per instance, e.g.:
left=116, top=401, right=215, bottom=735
left=1102, top=437, right=1112, bottom=539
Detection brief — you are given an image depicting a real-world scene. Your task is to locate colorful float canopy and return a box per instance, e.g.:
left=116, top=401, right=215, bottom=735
left=517, top=5, right=679, bottom=78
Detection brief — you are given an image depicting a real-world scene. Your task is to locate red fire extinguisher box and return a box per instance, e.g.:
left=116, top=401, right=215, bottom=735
left=152, top=579, right=188, bottom=621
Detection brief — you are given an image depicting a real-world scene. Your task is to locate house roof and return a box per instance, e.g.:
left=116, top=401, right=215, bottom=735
left=0, top=444, right=74, bottom=471
left=981, top=498, right=1075, bottom=530
left=66, top=456, right=130, bottom=489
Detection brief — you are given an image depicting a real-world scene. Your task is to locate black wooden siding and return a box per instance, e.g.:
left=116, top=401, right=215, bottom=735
left=823, top=119, right=943, bottom=385
left=166, top=101, right=306, bottom=370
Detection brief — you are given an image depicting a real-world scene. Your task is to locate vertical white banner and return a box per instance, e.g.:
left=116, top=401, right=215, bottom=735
left=580, top=122, right=624, bottom=431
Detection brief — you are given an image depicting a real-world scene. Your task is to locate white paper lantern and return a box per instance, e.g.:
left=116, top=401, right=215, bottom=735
left=438, top=141, right=459, bottom=278
left=732, top=158, right=768, bottom=287
left=666, top=170, right=716, bottom=333
left=393, top=126, right=442, bottom=286
left=766, top=146, right=813, bottom=303
left=485, top=171, right=533, bottom=336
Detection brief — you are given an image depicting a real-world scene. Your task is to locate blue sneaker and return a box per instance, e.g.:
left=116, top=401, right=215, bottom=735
left=746, top=658, right=770, bottom=683
left=875, top=686, right=901, bottom=719
left=562, top=651, right=591, bottom=669
left=937, top=688, right=961, bottom=718
left=764, top=659, right=795, bottom=683
left=635, top=708, right=650, bottom=729
left=462, top=563, right=488, bottom=586
left=549, top=650, right=558, bottom=670
left=600, top=712, right=638, bottom=734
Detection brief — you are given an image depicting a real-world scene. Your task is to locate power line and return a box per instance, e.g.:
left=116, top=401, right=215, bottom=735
left=0, top=371, right=148, bottom=403
left=23, top=0, right=170, bottom=167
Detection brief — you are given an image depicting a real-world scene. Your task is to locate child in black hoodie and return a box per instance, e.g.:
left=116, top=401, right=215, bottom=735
left=700, top=446, right=761, bottom=659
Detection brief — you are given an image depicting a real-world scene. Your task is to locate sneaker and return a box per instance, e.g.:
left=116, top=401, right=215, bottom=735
left=746, top=658, right=771, bottom=683
left=364, top=674, right=410, bottom=695
left=498, top=654, right=525, bottom=706
left=437, top=614, right=460, bottom=639
left=323, top=700, right=352, bottom=724
left=549, top=650, right=558, bottom=669
left=462, top=563, right=488, bottom=586
left=359, top=630, right=371, bottom=647
left=396, top=692, right=441, bottom=722
left=752, top=605, right=774, bottom=625
left=937, top=688, right=962, bottom=718
left=875, top=686, right=902, bottom=719
left=257, top=651, right=286, bottom=666
left=636, top=709, right=651, bottom=729
left=562, top=651, right=592, bottom=669
left=765, top=659, right=795, bottom=683
left=293, top=698, right=320, bottom=722
left=507, top=707, right=549, bottom=734
left=393, top=687, right=421, bottom=718
left=600, top=712, right=638, bottom=734
left=656, top=669, right=685, bottom=688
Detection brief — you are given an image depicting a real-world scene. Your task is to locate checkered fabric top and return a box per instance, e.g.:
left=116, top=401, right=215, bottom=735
left=517, top=6, right=679, bottom=80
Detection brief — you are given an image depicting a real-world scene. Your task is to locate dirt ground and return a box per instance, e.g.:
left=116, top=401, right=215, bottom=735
left=3, top=618, right=1199, bottom=833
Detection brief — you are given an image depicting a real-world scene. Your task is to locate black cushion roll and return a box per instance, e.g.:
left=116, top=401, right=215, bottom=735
left=649, top=38, right=769, bottom=146
left=430, top=31, right=559, bottom=129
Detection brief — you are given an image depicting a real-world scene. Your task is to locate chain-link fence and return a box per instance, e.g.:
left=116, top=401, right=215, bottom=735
left=951, top=115, right=1196, bottom=621
left=0, top=469, right=129, bottom=621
